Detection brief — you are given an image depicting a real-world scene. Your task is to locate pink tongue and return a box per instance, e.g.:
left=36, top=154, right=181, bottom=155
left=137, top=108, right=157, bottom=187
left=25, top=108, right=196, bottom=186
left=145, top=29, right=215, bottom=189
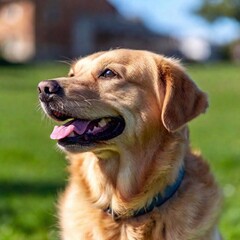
left=50, top=120, right=90, bottom=140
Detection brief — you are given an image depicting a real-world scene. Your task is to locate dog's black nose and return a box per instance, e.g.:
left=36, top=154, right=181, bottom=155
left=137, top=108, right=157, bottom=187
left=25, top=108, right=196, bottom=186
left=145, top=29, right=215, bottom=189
left=38, top=80, right=61, bottom=101
left=38, top=80, right=60, bottom=94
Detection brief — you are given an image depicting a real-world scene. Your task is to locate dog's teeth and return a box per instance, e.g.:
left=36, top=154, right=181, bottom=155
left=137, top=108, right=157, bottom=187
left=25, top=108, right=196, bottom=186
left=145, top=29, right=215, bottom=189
left=68, top=132, right=76, bottom=137
left=93, top=126, right=99, bottom=132
left=87, top=126, right=101, bottom=135
left=98, top=119, right=108, bottom=127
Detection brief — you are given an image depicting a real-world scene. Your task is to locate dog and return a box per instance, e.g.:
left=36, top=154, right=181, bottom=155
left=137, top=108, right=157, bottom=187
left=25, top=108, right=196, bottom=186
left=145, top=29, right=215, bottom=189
left=38, top=49, right=222, bottom=240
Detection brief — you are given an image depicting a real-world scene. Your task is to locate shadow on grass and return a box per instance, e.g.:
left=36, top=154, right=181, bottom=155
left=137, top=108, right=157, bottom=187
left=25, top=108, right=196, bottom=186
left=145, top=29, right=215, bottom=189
left=0, top=180, right=65, bottom=196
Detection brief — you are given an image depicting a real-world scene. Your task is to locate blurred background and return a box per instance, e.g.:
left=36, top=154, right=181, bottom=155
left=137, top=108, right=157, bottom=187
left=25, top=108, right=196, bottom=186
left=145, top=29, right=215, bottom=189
left=0, top=0, right=240, bottom=63
left=0, top=0, right=239, bottom=239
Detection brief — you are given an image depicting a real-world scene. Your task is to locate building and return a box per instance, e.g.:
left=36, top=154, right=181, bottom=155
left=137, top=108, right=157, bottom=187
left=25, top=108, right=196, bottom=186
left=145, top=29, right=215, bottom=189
left=0, top=0, right=179, bottom=63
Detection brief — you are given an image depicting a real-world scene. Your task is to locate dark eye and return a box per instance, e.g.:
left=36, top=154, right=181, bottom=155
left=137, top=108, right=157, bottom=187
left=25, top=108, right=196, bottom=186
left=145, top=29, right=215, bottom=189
left=99, top=69, right=117, bottom=79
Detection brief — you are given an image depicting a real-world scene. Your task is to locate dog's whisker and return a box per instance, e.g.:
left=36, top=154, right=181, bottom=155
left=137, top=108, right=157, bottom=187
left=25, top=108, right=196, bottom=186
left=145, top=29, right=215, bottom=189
left=75, top=94, right=93, bottom=106
left=58, top=101, right=64, bottom=111
left=35, top=103, right=50, bottom=122
left=57, top=60, right=72, bottom=66
left=73, top=101, right=81, bottom=107
left=84, top=99, right=92, bottom=106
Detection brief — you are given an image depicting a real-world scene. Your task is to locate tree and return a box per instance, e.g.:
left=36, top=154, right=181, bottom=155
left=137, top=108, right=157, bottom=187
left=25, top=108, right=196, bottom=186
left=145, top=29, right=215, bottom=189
left=196, top=0, right=240, bottom=22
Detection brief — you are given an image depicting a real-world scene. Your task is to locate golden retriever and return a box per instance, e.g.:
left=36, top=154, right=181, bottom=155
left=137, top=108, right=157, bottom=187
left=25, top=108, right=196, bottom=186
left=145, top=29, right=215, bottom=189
left=38, top=49, right=222, bottom=240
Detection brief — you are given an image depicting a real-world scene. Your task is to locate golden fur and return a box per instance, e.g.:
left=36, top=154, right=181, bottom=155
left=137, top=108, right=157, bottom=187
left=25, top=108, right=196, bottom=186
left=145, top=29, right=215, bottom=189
left=39, top=49, right=222, bottom=239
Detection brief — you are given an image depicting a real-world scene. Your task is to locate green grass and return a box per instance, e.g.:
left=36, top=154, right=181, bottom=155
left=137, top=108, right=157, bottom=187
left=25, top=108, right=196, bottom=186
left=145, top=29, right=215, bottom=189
left=0, top=63, right=68, bottom=240
left=188, top=62, right=240, bottom=239
left=0, top=62, right=239, bottom=239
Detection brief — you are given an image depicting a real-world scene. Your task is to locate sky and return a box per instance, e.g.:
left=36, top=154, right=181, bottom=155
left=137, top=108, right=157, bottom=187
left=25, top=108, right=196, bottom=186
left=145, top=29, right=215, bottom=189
left=110, top=0, right=240, bottom=45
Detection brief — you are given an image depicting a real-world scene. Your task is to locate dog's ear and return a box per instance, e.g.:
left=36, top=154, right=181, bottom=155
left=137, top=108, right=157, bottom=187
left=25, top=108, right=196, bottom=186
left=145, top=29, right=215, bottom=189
left=157, top=57, right=208, bottom=132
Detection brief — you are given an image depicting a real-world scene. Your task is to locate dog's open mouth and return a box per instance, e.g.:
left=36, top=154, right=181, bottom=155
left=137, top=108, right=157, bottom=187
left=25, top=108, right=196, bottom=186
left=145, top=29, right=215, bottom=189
left=49, top=110, right=125, bottom=147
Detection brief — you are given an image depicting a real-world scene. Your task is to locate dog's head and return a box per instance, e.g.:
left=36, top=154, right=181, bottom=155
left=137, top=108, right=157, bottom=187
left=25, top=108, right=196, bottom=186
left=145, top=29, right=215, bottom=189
left=38, top=49, right=208, bottom=155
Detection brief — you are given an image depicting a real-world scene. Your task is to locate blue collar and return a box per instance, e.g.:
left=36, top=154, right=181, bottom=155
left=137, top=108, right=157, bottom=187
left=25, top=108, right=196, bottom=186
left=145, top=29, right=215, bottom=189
left=105, top=167, right=185, bottom=220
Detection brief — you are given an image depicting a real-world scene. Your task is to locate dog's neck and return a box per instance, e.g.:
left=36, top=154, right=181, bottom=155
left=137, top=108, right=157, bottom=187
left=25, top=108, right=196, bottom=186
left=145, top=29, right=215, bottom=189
left=68, top=128, right=188, bottom=218
left=105, top=166, right=185, bottom=220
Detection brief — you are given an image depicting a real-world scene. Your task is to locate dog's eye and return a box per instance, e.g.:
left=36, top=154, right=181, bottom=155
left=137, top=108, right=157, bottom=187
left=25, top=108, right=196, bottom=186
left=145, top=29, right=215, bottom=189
left=99, top=69, right=117, bottom=79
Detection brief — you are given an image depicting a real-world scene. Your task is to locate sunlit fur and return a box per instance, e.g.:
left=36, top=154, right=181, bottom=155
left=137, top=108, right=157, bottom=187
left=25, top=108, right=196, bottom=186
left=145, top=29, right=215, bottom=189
left=41, top=49, right=222, bottom=239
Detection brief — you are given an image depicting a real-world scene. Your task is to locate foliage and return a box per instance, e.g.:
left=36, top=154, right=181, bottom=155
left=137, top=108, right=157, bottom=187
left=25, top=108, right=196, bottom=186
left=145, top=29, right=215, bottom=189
left=196, top=0, right=240, bottom=22
left=0, top=62, right=239, bottom=239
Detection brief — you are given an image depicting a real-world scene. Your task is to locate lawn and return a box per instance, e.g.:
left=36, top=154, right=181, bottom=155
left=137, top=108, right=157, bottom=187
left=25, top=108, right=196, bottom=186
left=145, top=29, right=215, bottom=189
left=0, top=62, right=239, bottom=239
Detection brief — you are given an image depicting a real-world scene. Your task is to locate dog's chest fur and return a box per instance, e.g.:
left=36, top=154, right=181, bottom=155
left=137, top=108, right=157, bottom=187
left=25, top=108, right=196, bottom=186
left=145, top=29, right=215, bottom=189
left=59, top=152, right=221, bottom=240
